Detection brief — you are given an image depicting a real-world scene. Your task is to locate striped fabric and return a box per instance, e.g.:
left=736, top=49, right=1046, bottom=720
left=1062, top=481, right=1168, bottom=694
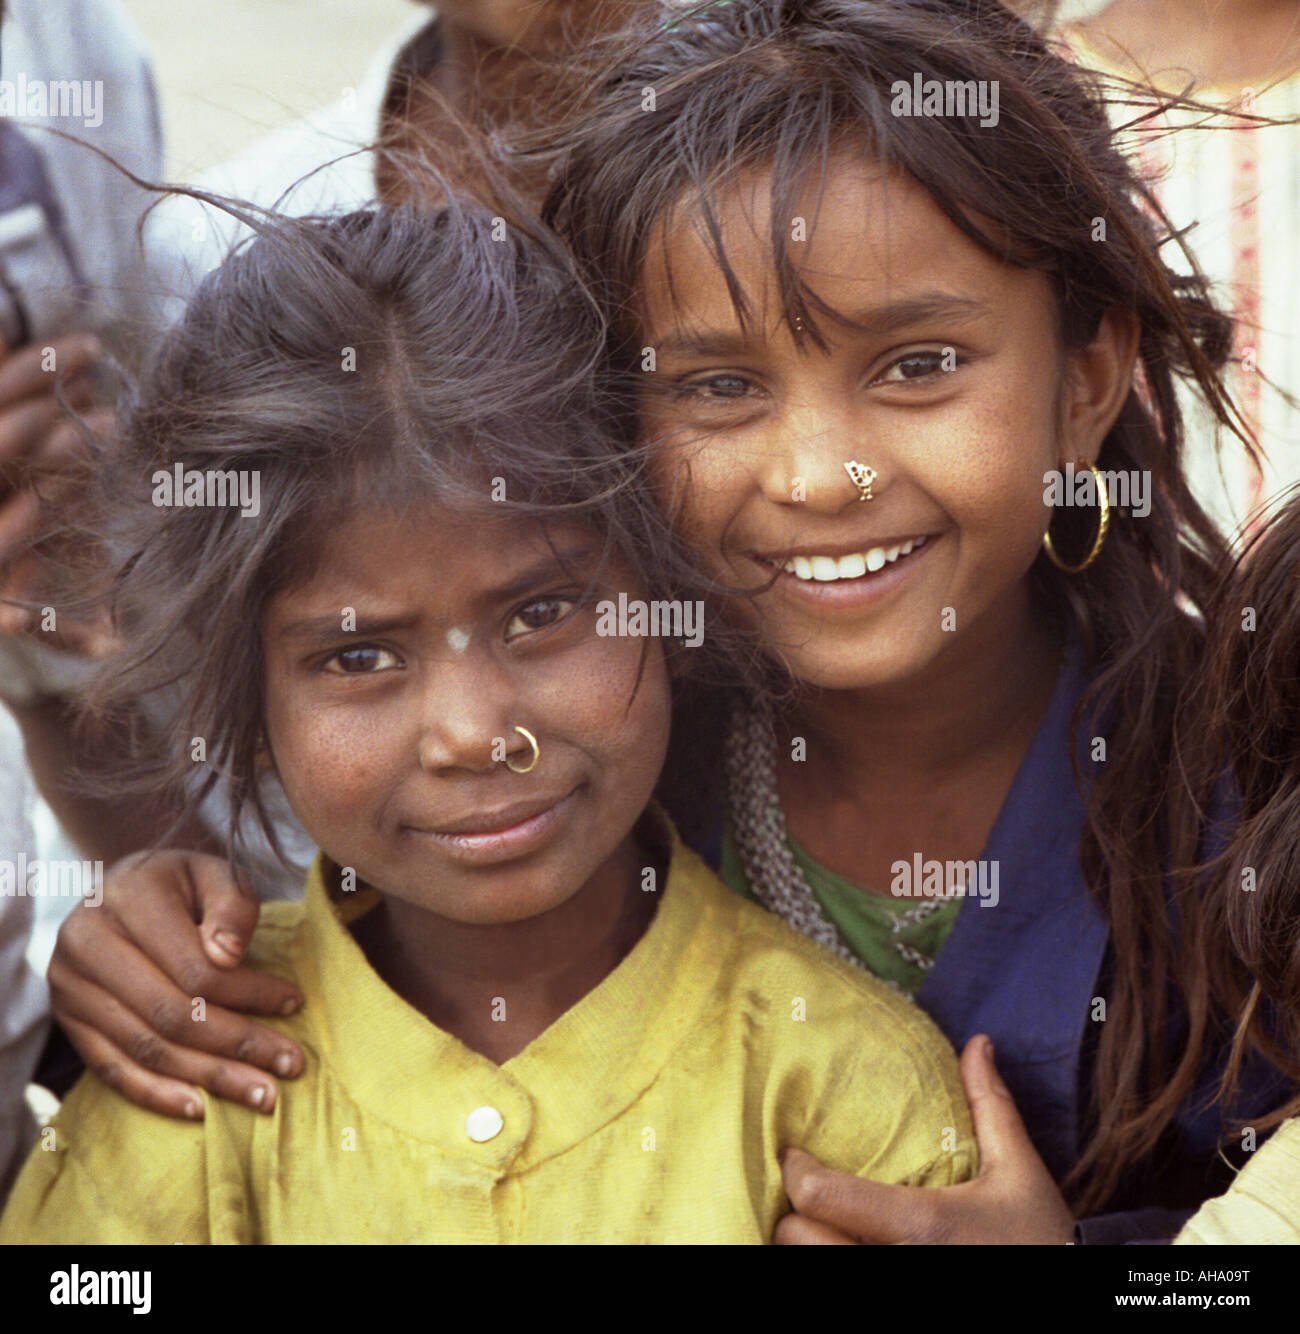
left=1061, top=27, right=1300, bottom=540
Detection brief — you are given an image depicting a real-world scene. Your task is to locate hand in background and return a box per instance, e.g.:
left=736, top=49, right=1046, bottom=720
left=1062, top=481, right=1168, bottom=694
left=0, top=332, right=116, bottom=656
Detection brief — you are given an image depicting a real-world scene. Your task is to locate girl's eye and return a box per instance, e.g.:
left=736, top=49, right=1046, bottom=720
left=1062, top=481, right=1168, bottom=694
left=875, top=350, right=961, bottom=385
left=675, top=374, right=755, bottom=401
left=322, top=645, right=402, bottom=675
left=505, top=598, right=576, bottom=642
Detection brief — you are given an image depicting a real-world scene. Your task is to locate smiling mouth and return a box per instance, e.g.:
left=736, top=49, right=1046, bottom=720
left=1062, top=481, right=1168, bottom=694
left=423, top=790, right=577, bottom=839
left=758, top=535, right=930, bottom=583
left=403, top=787, right=581, bottom=865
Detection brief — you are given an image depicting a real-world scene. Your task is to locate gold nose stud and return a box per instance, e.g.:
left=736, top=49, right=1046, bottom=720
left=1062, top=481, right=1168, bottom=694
left=844, top=460, right=877, bottom=502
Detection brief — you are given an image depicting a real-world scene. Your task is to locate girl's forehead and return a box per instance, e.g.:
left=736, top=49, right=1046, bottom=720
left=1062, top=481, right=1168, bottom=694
left=327, top=505, right=602, bottom=569
left=637, top=161, right=1015, bottom=338
left=269, top=505, right=610, bottom=613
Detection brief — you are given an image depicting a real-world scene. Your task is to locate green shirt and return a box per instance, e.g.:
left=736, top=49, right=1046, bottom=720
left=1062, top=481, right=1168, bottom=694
left=720, top=824, right=961, bottom=996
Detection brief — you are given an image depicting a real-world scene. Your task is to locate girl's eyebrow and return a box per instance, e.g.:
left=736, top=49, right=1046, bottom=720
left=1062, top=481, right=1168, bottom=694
left=840, top=292, right=990, bottom=335
left=275, top=546, right=601, bottom=643
left=489, top=546, right=600, bottom=602
left=653, top=291, right=989, bottom=357
left=277, top=613, right=419, bottom=643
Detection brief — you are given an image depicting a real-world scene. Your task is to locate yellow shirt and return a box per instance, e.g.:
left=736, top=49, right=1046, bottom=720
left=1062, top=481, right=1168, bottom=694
left=2, top=814, right=976, bottom=1244
left=1174, top=1118, right=1300, bottom=1245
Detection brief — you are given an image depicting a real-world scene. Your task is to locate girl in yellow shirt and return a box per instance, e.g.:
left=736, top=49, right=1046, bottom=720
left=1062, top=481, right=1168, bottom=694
left=0, top=195, right=974, bottom=1244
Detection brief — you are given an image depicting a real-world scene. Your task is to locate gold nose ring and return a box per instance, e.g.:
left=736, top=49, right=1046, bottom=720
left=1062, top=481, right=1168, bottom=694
left=844, top=460, right=877, bottom=502
left=505, top=725, right=540, bottom=774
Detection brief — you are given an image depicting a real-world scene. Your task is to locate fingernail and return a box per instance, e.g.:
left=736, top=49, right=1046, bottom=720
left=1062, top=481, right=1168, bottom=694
left=280, top=996, right=300, bottom=1016
left=184, top=1097, right=203, bottom=1120
left=274, top=1052, right=294, bottom=1077
left=984, top=1036, right=996, bottom=1059
left=212, top=930, right=243, bottom=958
left=248, top=1085, right=267, bottom=1109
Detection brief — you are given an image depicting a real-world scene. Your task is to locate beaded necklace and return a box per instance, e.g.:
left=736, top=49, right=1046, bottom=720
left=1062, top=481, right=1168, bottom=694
left=723, top=702, right=946, bottom=992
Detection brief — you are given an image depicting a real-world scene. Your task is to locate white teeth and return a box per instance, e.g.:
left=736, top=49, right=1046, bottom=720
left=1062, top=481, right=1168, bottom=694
left=779, top=535, right=928, bottom=581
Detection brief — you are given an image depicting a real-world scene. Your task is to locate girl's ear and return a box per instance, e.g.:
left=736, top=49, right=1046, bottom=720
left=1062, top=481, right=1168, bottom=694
left=1058, top=307, right=1141, bottom=465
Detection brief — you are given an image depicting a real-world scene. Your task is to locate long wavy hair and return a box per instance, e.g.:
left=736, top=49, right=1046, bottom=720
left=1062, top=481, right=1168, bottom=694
left=1188, top=486, right=1300, bottom=1130
left=536, top=0, right=1263, bottom=1213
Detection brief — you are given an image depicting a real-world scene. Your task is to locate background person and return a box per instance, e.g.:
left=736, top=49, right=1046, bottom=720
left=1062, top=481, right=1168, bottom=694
left=0, top=0, right=161, bottom=1203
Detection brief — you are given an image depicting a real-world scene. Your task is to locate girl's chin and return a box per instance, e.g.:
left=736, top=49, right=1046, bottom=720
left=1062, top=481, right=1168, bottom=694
left=773, top=640, right=942, bottom=694
left=370, top=878, right=585, bottom=928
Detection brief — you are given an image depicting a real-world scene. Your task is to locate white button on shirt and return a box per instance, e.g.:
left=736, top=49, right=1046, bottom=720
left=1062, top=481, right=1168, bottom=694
left=465, top=1106, right=504, bottom=1143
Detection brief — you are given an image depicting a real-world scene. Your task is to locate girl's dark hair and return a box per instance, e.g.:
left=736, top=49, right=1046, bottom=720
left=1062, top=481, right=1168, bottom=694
left=1189, top=487, right=1300, bottom=1129
left=538, top=0, right=1257, bottom=1213
left=85, top=194, right=739, bottom=871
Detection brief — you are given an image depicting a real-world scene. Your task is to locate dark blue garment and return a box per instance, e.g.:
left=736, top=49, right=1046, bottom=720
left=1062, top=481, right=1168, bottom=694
left=913, top=636, right=1102, bottom=1184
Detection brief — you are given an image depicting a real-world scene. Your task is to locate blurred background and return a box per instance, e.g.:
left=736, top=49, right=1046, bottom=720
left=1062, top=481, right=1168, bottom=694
left=117, top=1, right=1113, bottom=177
left=118, top=0, right=416, bottom=174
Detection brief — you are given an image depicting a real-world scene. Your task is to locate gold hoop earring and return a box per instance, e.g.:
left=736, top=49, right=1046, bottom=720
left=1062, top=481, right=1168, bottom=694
left=1042, top=457, right=1110, bottom=574
left=844, top=460, right=877, bottom=502
left=505, top=725, right=540, bottom=774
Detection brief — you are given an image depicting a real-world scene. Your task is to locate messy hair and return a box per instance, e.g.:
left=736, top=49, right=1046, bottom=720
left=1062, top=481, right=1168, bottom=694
left=1188, top=486, right=1300, bottom=1130
left=84, top=196, right=737, bottom=871
left=539, top=0, right=1257, bottom=1212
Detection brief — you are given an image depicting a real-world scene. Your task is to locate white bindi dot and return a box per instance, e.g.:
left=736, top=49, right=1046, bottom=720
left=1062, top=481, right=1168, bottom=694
left=446, top=627, right=471, bottom=654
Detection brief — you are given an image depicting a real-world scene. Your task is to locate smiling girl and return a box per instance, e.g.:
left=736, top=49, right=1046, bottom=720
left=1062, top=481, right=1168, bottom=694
left=537, top=0, right=1289, bottom=1241
left=0, top=198, right=975, bottom=1242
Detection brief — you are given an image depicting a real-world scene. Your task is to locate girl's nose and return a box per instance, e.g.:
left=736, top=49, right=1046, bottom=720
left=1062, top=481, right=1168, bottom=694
left=756, top=399, right=886, bottom=514
left=414, top=658, right=512, bottom=776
